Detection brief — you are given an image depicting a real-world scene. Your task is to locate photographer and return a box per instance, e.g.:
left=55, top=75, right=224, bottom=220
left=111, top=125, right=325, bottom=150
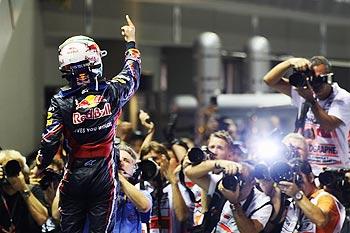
left=33, top=158, right=64, bottom=233
left=0, top=149, right=49, bottom=233
left=282, top=133, right=309, bottom=161
left=140, top=141, right=194, bottom=233
left=185, top=130, right=248, bottom=227
left=277, top=159, right=345, bottom=233
left=263, top=56, right=350, bottom=175
left=185, top=160, right=272, bottom=233
left=113, top=144, right=152, bottom=233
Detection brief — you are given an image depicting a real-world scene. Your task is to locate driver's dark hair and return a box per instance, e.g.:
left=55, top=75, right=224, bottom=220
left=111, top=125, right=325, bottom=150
left=310, top=56, right=331, bottom=73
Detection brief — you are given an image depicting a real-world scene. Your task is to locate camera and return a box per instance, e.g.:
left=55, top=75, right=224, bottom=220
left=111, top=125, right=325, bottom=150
left=269, top=161, right=295, bottom=183
left=221, top=174, right=242, bottom=192
left=318, top=169, right=350, bottom=208
left=289, top=68, right=315, bottom=88
left=39, top=169, right=63, bottom=190
left=318, top=169, right=347, bottom=188
left=254, top=163, right=271, bottom=181
left=285, top=144, right=301, bottom=160
left=188, top=146, right=214, bottom=166
left=269, top=159, right=311, bottom=185
left=289, top=68, right=334, bottom=88
left=134, top=159, right=160, bottom=182
left=163, top=113, right=178, bottom=146
left=0, top=160, right=21, bottom=184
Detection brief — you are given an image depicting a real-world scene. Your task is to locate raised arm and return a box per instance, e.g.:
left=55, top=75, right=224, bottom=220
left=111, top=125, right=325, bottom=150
left=263, top=58, right=310, bottom=97
left=111, top=15, right=141, bottom=107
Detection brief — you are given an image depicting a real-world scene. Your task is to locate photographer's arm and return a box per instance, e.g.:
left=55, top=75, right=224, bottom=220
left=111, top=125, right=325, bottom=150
left=264, top=58, right=311, bottom=97
left=23, top=190, right=49, bottom=225
left=219, top=183, right=266, bottom=233
left=263, top=60, right=292, bottom=96
left=297, top=82, right=343, bottom=131
left=139, top=110, right=155, bottom=151
left=232, top=205, right=266, bottom=233
left=279, top=181, right=329, bottom=227
left=310, top=103, right=342, bottom=131
left=170, top=177, right=190, bottom=221
left=8, top=173, right=49, bottom=225
left=161, top=157, right=191, bottom=221
left=51, top=188, right=60, bottom=221
left=118, top=173, right=151, bottom=212
left=294, top=195, right=329, bottom=227
left=184, top=160, right=216, bottom=191
left=171, top=144, right=187, bottom=163
left=184, top=160, right=241, bottom=191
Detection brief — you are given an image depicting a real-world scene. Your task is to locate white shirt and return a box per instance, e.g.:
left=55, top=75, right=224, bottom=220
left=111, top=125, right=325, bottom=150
left=291, top=83, right=350, bottom=175
left=206, top=173, right=272, bottom=233
left=147, top=182, right=194, bottom=233
left=215, top=187, right=272, bottom=233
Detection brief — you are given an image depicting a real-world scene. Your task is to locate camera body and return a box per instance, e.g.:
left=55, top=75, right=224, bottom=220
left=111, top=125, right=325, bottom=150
left=289, top=68, right=315, bottom=88
left=0, top=160, right=21, bottom=184
left=221, top=173, right=242, bottom=192
left=318, top=169, right=349, bottom=189
left=318, top=169, right=350, bottom=208
left=289, top=68, right=334, bottom=88
left=39, top=169, right=63, bottom=190
left=133, top=159, right=160, bottom=182
left=188, top=146, right=214, bottom=166
left=269, top=159, right=311, bottom=186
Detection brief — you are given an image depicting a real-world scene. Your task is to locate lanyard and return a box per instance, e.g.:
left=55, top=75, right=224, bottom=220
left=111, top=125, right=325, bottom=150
left=0, top=193, right=18, bottom=232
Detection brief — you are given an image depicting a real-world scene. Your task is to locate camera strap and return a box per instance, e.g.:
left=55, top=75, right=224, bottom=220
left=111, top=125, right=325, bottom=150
left=294, top=101, right=311, bottom=135
left=0, top=191, right=19, bottom=231
left=242, top=189, right=254, bottom=213
left=270, top=194, right=290, bottom=225
left=179, top=162, right=198, bottom=204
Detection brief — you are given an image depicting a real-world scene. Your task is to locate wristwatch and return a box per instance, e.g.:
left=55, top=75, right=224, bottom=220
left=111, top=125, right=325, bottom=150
left=230, top=203, right=240, bottom=213
left=307, top=98, right=317, bottom=106
left=21, top=189, right=31, bottom=199
left=293, top=190, right=304, bottom=201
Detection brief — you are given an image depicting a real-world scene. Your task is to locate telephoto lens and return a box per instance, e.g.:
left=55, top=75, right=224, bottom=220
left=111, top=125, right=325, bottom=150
left=4, top=160, right=21, bottom=177
left=269, top=161, right=294, bottom=183
left=221, top=174, right=240, bottom=192
left=254, top=163, right=271, bottom=180
left=188, top=147, right=206, bottom=166
left=137, top=159, right=160, bottom=181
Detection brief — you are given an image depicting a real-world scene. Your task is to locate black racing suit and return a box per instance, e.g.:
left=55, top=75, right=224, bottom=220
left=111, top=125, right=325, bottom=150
left=37, top=44, right=141, bottom=233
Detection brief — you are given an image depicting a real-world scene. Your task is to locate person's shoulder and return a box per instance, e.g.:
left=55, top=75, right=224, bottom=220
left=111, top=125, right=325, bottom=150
left=56, top=85, right=78, bottom=98
left=312, top=189, right=336, bottom=203
left=333, top=83, right=350, bottom=99
left=252, top=187, right=271, bottom=202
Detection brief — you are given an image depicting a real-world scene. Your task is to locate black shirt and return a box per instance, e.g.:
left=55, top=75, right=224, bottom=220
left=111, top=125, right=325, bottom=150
left=0, top=188, right=41, bottom=233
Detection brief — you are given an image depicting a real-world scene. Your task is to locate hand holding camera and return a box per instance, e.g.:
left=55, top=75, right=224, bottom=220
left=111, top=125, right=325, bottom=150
left=296, top=81, right=315, bottom=103
left=218, top=179, right=240, bottom=204
left=6, top=172, right=27, bottom=193
left=277, top=180, right=300, bottom=198
left=160, top=156, right=178, bottom=184
left=288, top=58, right=311, bottom=72
left=214, top=160, right=241, bottom=176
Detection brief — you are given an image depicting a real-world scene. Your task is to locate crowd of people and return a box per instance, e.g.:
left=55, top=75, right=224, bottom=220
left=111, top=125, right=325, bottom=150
left=1, top=14, right=350, bottom=233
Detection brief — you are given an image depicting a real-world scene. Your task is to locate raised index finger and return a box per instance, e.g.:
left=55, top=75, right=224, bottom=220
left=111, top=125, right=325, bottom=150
left=126, top=15, right=134, bottom=27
